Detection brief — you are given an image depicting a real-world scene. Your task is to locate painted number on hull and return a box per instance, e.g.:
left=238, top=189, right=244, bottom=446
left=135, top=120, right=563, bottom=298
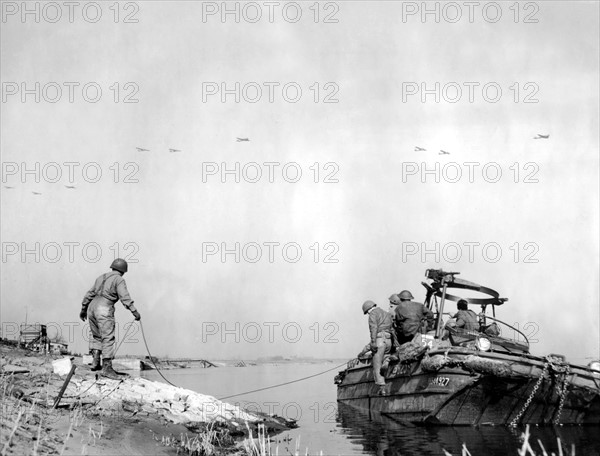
left=430, top=376, right=450, bottom=387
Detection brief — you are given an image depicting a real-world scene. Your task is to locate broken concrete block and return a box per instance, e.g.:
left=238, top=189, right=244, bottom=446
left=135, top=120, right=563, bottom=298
left=52, top=357, right=72, bottom=376
left=1, top=364, right=30, bottom=374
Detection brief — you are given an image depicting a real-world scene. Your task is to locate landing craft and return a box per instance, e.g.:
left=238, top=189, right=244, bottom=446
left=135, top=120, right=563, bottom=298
left=335, top=269, right=600, bottom=425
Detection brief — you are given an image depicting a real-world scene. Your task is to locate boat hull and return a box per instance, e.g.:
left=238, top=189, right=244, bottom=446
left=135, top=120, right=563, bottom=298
left=336, top=350, right=600, bottom=425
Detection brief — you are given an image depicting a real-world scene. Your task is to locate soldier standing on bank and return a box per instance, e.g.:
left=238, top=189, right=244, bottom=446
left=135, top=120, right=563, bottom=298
left=79, top=258, right=141, bottom=379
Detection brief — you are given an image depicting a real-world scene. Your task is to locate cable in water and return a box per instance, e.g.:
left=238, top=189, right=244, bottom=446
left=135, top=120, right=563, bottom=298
left=139, top=320, right=349, bottom=401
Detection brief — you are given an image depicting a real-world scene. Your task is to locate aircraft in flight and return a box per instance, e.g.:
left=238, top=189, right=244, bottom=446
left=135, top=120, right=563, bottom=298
left=136, top=147, right=150, bottom=152
left=65, top=185, right=76, bottom=189
left=414, top=146, right=426, bottom=151
left=32, top=191, right=42, bottom=195
left=439, top=150, right=450, bottom=155
left=169, top=148, right=182, bottom=153
left=236, top=138, right=250, bottom=142
left=533, top=134, right=549, bottom=139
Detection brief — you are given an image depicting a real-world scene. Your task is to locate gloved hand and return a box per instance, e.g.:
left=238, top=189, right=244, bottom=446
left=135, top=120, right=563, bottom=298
left=79, top=309, right=87, bottom=322
left=132, top=310, right=141, bottom=321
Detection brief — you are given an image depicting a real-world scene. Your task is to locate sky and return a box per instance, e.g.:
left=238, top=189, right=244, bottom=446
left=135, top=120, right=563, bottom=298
left=1, top=1, right=598, bottom=363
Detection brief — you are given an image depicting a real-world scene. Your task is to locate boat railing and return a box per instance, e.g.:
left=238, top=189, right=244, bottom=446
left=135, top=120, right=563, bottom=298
left=482, top=315, right=530, bottom=347
left=442, top=315, right=530, bottom=353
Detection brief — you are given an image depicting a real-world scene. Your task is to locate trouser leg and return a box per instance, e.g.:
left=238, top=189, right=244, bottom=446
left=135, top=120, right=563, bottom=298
left=96, top=303, right=116, bottom=359
left=372, top=338, right=387, bottom=386
left=88, top=302, right=103, bottom=352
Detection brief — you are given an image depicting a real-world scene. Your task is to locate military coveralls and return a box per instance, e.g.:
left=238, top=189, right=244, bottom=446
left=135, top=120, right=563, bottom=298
left=360, top=307, right=394, bottom=386
left=394, top=301, right=434, bottom=345
left=81, top=271, right=137, bottom=359
left=455, top=309, right=479, bottom=331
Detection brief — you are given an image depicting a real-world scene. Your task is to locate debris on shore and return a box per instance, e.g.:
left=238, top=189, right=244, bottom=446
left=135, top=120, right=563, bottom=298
left=0, top=342, right=296, bottom=455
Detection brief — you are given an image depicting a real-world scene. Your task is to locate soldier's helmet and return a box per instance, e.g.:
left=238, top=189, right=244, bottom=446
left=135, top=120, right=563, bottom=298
left=362, top=300, right=377, bottom=314
left=110, top=258, right=128, bottom=273
left=398, top=290, right=414, bottom=300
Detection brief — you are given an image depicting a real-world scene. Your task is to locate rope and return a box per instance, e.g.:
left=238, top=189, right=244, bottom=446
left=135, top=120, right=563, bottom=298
left=139, top=320, right=347, bottom=398
left=217, top=362, right=347, bottom=401
left=114, top=321, right=136, bottom=355
left=88, top=379, right=124, bottom=408
left=73, top=319, right=347, bottom=405
left=63, top=320, right=136, bottom=399
left=139, top=320, right=177, bottom=387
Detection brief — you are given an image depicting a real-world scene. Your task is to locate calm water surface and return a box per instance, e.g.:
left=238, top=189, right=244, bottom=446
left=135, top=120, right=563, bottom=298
left=141, top=363, right=600, bottom=456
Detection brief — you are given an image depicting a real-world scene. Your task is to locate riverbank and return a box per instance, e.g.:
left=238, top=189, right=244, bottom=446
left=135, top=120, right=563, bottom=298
left=0, top=343, right=296, bottom=455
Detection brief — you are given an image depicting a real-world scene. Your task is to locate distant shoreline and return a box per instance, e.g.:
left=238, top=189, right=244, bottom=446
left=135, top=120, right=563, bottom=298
left=135, top=356, right=349, bottom=370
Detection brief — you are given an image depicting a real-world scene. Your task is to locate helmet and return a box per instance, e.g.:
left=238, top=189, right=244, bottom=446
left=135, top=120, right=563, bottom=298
left=110, top=258, right=128, bottom=273
left=398, top=290, right=414, bottom=300
left=389, top=294, right=400, bottom=305
left=362, top=300, right=376, bottom=314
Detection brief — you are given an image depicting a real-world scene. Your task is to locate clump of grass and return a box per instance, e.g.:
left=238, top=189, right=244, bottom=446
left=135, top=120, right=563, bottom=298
left=1, top=374, right=54, bottom=456
left=516, top=425, right=575, bottom=456
left=443, top=425, right=575, bottom=456
left=152, top=421, right=220, bottom=456
left=241, top=423, right=323, bottom=456
left=242, top=423, right=270, bottom=456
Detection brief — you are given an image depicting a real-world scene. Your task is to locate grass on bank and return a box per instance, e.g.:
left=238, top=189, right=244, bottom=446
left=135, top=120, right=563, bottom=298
left=443, top=425, right=575, bottom=456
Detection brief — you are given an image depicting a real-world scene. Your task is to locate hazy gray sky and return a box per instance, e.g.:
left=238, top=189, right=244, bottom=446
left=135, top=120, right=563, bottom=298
left=1, top=1, right=598, bottom=362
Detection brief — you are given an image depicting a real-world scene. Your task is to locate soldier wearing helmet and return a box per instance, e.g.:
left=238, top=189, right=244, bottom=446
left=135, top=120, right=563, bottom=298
left=357, top=300, right=394, bottom=396
left=80, top=258, right=141, bottom=379
left=388, top=293, right=401, bottom=315
left=442, top=299, right=479, bottom=339
left=454, top=299, right=478, bottom=331
left=394, top=290, right=434, bottom=345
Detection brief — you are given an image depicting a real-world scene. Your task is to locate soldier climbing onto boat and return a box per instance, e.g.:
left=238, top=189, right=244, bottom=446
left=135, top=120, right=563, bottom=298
left=394, top=290, right=434, bottom=345
left=79, top=258, right=141, bottom=379
left=357, top=300, right=393, bottom=396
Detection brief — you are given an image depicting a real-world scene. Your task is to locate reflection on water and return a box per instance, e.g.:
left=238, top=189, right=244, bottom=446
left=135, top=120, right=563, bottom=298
left=336, top=403, right=600, bottom=456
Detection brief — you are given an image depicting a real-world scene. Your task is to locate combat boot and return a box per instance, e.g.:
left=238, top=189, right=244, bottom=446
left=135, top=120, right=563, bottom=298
left=90, top=350, right=102, bottom=371
left=101, top=359, right=122, bottom=380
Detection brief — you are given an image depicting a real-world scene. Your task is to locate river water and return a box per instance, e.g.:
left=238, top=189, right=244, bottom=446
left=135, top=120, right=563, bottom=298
left=141, top=363, right=600, bottom=456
